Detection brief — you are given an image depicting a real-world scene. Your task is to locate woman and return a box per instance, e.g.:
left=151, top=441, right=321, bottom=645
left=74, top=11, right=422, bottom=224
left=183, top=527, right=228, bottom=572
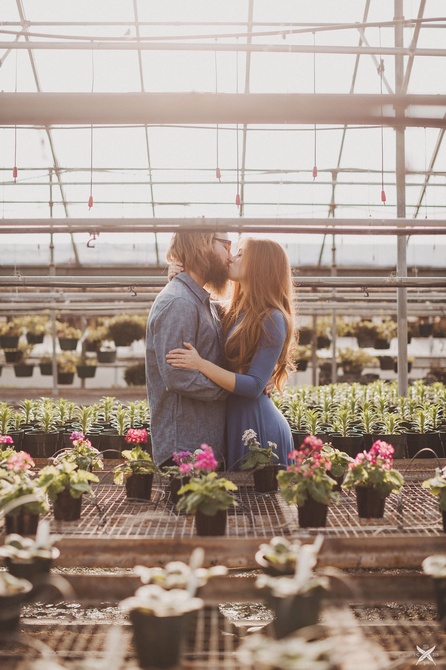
left=166, top=237, right=296, bottom=469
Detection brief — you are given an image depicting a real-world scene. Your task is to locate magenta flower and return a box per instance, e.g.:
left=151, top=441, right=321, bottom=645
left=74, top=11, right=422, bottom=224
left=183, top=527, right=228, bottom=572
left=125, top=428, right=148, bottom=445
left=70, top=431, right=84, bottom=441
left=0, top=435, right=14, bottom=445
left=172, top=451, right=194, bottom=466
left=194, top=445, right=218, bottom=473
left=179, top=462, right=194, bottom=474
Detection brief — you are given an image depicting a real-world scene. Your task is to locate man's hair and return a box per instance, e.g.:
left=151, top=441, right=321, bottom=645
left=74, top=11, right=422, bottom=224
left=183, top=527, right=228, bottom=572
left=166, top=231, right=216, bottom=278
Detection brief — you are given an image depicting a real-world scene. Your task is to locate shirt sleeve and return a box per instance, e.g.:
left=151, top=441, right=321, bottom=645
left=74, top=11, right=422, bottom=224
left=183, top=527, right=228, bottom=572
left=149, top=296, right=228, bottom=402
left=233, top=310, right=287, bottom=399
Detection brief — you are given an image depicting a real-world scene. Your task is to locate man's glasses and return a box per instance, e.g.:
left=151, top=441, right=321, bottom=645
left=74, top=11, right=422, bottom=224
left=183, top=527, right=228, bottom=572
left=214, top=237, right=232, bottom=253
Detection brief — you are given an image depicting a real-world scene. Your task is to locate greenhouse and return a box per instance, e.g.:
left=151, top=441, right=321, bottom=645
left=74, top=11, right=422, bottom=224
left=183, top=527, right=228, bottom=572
left=1, top=2, right=446, bottom=669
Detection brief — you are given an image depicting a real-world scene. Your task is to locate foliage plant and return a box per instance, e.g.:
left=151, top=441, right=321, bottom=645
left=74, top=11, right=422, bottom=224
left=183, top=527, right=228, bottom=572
left=55, top=322, right=82, bottom=340
left=422, top=467, right=446, bottom=511
left=0, top=404, right=15, bottom=436
left=255, top=536, right=304, bottom=574
left=342, top=441, right=404, bottom=497
left=277, top=435, right=337, bottom=507
left=37, top=461, right=99, bottom=501
left=0, top=522, right=59, bottom=563
left=321, top=444, right=353, bottom=478
left=120, top=583, right=203, bottom=617
left=113, top=429, right=158, bottom=484
left=240, top=429, right=279, bottom=470
left=134, top=556, right=227, bottom=591
left=0, top=449, right=49, bottom=517
left=176, top=472, right=238, bottom=516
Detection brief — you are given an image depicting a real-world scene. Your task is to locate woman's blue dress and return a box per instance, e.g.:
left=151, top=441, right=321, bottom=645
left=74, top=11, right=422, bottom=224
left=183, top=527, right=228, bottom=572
left=225, top=309, right=293, bottom=470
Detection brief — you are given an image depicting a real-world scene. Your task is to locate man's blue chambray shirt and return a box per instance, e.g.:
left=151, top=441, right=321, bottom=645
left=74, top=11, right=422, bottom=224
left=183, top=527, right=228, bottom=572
left=146, top=272, right=228, bottom=466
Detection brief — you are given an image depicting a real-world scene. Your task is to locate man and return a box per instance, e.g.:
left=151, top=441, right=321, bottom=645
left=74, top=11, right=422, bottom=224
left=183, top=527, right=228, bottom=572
left=146, top=230, right=232, bottom=466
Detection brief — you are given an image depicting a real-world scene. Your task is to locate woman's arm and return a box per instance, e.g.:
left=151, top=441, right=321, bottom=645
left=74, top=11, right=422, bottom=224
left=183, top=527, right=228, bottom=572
left=166, top=342, right=236, bottom=392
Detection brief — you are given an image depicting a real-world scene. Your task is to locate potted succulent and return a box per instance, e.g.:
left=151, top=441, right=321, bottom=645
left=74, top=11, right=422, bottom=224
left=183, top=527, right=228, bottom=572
left=113, top=428, right=159, bottom=500
left=53, top=431, right=104, bottom=472
left=240, top=429, right=280, bottom=493
left=422, top=555, right=446, bottom=623
left=120, top=584, right=203, bottom=670
left=255, top=536, right=305, bottom=576
left=0, top=572, right=33, bottom=632
left=255, top=536, right=328, bottom=638
left=134, top=551, right=227, bottom=593
left=422, top=467, right=446, bottom=532
left=237, top=632, right=334, bottom=670
left=37, top=461, right=99, bottom=521
left=0, top=521, right=60, bottom=581
left=277, top=435, right=337, bottom=528
left=176, top=469, right=238, bottom=536
left=342, top=440, right=404, bottom=518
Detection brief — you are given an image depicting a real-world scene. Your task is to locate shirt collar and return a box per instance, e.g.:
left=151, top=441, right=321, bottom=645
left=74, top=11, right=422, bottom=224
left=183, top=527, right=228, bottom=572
left=175, top=272, right=210, bottom=304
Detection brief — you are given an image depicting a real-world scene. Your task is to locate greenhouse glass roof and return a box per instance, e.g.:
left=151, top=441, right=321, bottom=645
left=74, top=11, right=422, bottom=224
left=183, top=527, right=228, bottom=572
left=0, top=0, right=445, bottom=273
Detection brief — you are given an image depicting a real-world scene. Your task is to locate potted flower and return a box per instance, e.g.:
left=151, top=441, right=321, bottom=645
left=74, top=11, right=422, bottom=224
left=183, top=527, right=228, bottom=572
left=240, top=429, right=279, bottom=493
left=20, top=315, right=48, bottom=345
left=422, top=467, right=446, bottom=532
left=0, top=521, right=60, bottom=581
left=321, top=444, right=354, bottom=490
left=12, top=344, right=34, bottom=378
left=75, top=355, right=97, bottom=380
left=255, top=536, right=304, bottom=576
left=53, top=431, right=104, bottom=472
left=342, top=440, right=404, bottom=518
left=84, top=325, right=108, bottom=353
left=37, top=461, right=99, bottom=521
left=113, top=428, right=159, bottom=501
left=176, top=470, right=238, bottom=536
left=352, top=320, right=379, bottom=348
left=120, top=584, right=203, bottom=670
left=255, top=536, right=328, bottom=638
left=56, top=322, right=82, bottom=351
left=0, top=572, right=33, bottom=632
left=277, top=435, right=337, bottom=528
left=164, top=444, right=220, bottom=504
left=373, top=319, right=397, bottom=349
left=56, top=352, right=77, bottom=385
left=337, top=348, right=378, bottom=376
left=106, top=314, right=146, bottom=348
left=0, top=318, right=22, bottom=350
left=97, top=340, right=117, bottom=364
left=0, top=450, right=49, bottom=534
left=422, top=555, right=446, bottom=623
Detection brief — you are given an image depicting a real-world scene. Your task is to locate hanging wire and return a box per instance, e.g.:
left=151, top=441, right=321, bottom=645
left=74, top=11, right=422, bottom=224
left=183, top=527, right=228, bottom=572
left=13, top=48, right=18, bottom=183
left=88, top=45, right=95, bottom=210
left=312, top=31, right=318, bottom=180
left=214, top=46, right=221, bottom=181
left=235, top=38, right=240, bottom=208
left=378, top=29, right=386, bottom=204
left=424, top=126, right=428, bottom=218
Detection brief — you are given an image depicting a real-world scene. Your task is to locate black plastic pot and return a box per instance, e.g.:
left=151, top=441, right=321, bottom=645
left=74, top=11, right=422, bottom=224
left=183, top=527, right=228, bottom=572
left=169, top=476, right=190, bottom=505
left=57, top=371, right=75, bottom=385
left=405, top=432, right=444, bottom=459
left=356, top=486, right=386, bottom=518
left=378, top=355, right=394, bottom=370
left=432, top=578, right=446, bottom=624
left=23, top=430, right=60, bottom=459
left=442, top=509, right=446, bottom=533
left=267, top=587, right=323, bottom=639
left=0, top=584, right=32, bottom=632
left=4, top=349, right=22, bottom=363
left=393, top=361, right=412, bottom=373
left=76, top=364, right=97, bottom=379
left=5, top=509, right=39, bottom=536
left=39, top=361, right=54, bottom=375
left=298, top=329, right=314, bottom=345
left=13, top=363, right=34, bottom=378
left=58, top=337, right=79, bottom=351
left=26, top=332, right=45, bottom=345
left=297, top=498, right=328, bottom=528
left=253, top=464, right=279, bottom=493
left=328, top=471, right=345, bottom=492
left=296, top=359, right=308, bottom=372
left=373, top=337, right=391, bottom=350
left=195, top=509, right=227, bottom=536
left=419, top=322, right=433, bottom=337
left=129, top=609, right=192, bottom=669
left=5, top=556, right=53, bottom=581
left=316, top=336, right=331, bottom=349
left=356, top=334, right=375, bottom=348
left=53, top=489, right=82, bottom=521
left=0, top=335, right=20, bottom=349
left=125, top=473, right=154, bottom=501
left=371, top=433, right=407, bottom=459
left=329, top=434, right=364, bottom=458
left=97, top=350, right=117, bottom=363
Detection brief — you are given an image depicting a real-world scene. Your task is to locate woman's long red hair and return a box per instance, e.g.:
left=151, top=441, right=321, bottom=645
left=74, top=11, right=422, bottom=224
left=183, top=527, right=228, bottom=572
left=221, top=238, right=296, bottom=390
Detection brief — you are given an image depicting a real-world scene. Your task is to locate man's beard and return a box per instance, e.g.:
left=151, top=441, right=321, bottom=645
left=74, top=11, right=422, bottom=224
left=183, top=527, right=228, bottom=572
left=204, top=250, right=230, bottom=294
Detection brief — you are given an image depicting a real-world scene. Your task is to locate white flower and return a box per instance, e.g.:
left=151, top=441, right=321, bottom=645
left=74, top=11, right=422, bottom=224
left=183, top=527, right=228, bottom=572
left=242, top=429, right=258, bottom=445
left=267, top=441, right=277, bottom=451
left=422, top=555, right=446, bottom=578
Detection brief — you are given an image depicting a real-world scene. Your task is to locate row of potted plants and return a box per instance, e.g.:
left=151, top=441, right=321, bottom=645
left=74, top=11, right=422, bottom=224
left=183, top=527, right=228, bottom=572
left=0, top=314, right=147, bottom=351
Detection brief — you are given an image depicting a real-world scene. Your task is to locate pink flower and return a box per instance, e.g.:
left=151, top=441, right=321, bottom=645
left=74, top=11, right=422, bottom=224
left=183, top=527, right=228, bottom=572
left=0, top=435, right=14, bottom=445
left=125, top=428, right=148, bottom=444
left=302, top=435, right=324, bottom=451
left=6, top=451, right=34, bottom=472
left=172, top=451, right=194, bottom=466
left=194, top=445, right=218, bottom=473
left=179, top=462, right=194, bottom=474
left=70, top=431, right=84, bottom=441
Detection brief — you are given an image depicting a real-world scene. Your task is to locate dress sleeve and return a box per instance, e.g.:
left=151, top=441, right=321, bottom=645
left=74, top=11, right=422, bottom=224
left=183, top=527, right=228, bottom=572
left=232, top=310, right=287, bottom=399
